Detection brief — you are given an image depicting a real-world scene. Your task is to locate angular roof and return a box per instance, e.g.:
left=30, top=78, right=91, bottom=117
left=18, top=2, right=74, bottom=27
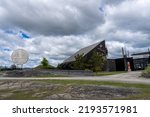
left=63, top=40, right=106, bottom=63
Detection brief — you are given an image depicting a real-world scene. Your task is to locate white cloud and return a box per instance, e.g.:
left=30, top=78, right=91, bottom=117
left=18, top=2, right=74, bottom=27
left=0, top=0, right=150, bottom=67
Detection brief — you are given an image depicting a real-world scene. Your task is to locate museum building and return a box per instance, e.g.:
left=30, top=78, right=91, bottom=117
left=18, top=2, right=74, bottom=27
left=60, top=40, right=108, bottom=70
left=60, top=40, right=150, bottom=71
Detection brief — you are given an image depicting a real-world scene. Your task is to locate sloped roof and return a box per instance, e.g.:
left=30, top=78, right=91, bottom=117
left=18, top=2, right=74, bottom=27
left=63, top=40, right=105, bottom=63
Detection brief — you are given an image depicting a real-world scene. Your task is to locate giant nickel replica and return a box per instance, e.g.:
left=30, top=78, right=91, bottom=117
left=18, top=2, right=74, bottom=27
left=11, top=49, right=29, bottom=66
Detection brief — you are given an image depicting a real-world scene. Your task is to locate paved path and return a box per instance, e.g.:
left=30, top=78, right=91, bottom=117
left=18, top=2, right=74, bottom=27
left=0, top=71, right=150, bottom=84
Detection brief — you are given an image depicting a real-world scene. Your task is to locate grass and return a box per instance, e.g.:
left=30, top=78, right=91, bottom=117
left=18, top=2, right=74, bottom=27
left=32, top=74, right=68, bottom=78
left=0, top=79, right=150, bottom=99
left=95, top=71, right=127, bottom=76
left=1, top=86, right=68, bottom=100
left=33, top=71, right=127, bottom=78
left=38, top=79, right=149, bottom=88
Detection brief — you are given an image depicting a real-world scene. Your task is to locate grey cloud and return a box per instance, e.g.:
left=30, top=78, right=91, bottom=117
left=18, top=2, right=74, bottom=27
left=100, top=0, right=124, bottom=6
left=0, top=0, right=104, bottom=36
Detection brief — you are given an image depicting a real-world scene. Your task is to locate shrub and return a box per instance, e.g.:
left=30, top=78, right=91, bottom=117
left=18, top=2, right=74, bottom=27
left=142, top=64, right=150, bottom=78
left=144, top=64, right=150, bottom=74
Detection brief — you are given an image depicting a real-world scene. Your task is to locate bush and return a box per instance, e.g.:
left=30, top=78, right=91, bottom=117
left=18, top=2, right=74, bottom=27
left=142, top=64, right=150, bottom=78
left=144, top=64, right=150, bottom=74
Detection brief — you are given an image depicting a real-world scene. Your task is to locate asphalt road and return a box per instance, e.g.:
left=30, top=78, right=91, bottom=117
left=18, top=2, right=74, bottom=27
left=0, top=71, right=150, bottom=84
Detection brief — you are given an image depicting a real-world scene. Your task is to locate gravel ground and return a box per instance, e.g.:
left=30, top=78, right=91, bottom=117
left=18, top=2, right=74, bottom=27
left=1, top=71, right=150, bottom=85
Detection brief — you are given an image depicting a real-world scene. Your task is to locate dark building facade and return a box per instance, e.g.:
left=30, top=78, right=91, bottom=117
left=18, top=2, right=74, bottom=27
left=107, top=58, right=134, bottom=71
left=60, top=40, right=108, bottom=70
left=132, top=52, right=150, bottom=70
left=108, top=51, right=150, bottom=71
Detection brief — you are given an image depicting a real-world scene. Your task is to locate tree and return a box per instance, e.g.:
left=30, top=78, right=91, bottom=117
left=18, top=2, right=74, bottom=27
left=35, top=57, right=55, bottom=69
left=73, top=54, right=85, bottom=70
left=88, top=51, right=106, bottom=72
left=57, top=64, right=62, bottom=69
left=70, top=51, right=106, bottom=71
left=41, top=57, right=49, bottom=68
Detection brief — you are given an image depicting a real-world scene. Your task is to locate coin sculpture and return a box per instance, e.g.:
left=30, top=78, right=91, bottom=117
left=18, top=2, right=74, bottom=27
left=11, top=49, right=29, bottom=65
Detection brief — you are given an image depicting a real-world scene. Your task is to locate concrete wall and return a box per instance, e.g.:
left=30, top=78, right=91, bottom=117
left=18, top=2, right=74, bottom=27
left=1, top=69, right=94, bottom=77
left=48, top=69, right=94, bottom=76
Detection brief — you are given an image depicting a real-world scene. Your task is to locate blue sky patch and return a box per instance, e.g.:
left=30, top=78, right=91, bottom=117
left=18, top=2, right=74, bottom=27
left=0, top=47, right=11, bottom=52
left=19, top=31, right=31, bottom=39
left=4, top=29, right=31, bottom=40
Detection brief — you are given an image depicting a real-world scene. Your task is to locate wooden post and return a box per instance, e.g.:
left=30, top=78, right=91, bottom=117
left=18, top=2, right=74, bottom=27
left=122, top=47, right=127, bottom=71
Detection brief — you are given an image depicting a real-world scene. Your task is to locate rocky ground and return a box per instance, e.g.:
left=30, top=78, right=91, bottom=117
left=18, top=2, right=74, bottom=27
left=0, top=80, right=139, bottom=100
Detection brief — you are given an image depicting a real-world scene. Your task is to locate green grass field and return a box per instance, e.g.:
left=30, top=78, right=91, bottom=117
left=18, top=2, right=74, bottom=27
left=32, top=71, right=127, bottom=78
left=95, top=71, right=127, bottom=76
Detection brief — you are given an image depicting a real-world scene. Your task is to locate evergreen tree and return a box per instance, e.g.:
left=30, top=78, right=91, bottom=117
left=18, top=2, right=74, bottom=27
left=35, top=57, right=55, bottom=69
left=41, top=57, right=49, bottom=68
left=73, top=54, right=85, bottom=70
left=88, top=51, right=106, bottom=72
left=57, top=64, right=62, bottom=69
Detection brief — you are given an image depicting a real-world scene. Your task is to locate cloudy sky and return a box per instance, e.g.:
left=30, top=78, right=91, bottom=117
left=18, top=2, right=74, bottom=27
left=0, top=0, right=150, bottom=67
